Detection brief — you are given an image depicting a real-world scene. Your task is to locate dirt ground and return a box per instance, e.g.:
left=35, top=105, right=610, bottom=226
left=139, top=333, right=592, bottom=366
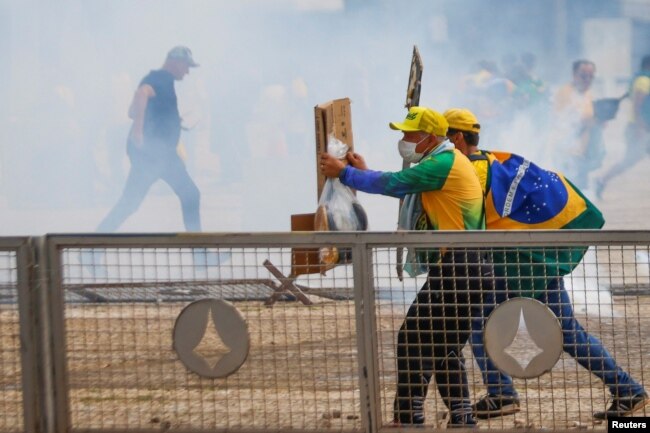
left=375, top=296, right=650, bottom=430
left=2, top=292, right=647, bottom=432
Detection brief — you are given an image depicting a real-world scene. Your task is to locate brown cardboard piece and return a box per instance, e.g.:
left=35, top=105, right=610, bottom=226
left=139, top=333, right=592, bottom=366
left=289, top=98, right=354, bottom=276
left=289, top=213, right=334, bottom=276
left=314, top=98, right=354, bottom=202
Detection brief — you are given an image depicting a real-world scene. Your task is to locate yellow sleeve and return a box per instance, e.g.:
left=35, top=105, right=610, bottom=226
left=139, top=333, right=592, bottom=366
left=633, top=76, right=650, bottom=95
left=631, top=76, right=650, bottom=123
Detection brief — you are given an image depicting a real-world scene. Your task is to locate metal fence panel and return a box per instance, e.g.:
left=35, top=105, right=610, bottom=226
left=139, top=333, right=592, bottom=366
left=41, top=232, right=650, bottom=433
left=0, top=248, right=22, bottom=433
left=371, top=240, right=650, bottom=430
left=46, top=235, right=365, bottom=432
left=0, top=238, right=35, bottom=433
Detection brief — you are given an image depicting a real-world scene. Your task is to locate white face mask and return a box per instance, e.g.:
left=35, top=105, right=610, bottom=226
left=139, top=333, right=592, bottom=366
left=398, top=135, right=429, bottom=163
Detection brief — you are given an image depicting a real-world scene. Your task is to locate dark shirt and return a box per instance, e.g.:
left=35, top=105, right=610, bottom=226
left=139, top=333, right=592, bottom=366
left=140, top=69, right=181, bottom=150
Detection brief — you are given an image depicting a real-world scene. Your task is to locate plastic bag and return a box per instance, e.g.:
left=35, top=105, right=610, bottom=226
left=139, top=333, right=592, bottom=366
left=315, top=136, right=368, bottom=265
left=326, top=134, right=350, bottom=159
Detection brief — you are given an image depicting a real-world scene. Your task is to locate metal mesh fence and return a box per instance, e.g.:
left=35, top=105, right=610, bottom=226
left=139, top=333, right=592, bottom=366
left=0, top=249, right=22, bottom=433
left=37, top=232, right=650, bottom=433
left=373, top=244, right=650, bottom=430
left=58, top=245, right=363, bottom=431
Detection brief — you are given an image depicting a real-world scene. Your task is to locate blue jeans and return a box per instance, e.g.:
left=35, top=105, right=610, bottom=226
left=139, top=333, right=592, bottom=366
left=470, top=277, right=645, bottom=398
left=97, top=146, right=201, bottom=233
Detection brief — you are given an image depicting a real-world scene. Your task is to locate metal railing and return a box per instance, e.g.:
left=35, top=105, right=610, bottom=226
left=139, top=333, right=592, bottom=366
left=0, top=238, right=37, bottom=433
left=4, top=231, right=650, bottom=432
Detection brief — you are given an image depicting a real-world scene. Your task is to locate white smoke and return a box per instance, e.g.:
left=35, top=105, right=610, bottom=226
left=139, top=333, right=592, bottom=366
left=0, top=0, right=647, bottom=235
left=564, top=247, right=616, bottom=317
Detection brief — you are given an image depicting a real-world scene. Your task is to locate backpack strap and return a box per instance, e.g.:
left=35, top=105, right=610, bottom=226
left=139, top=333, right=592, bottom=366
left=468, top=150, right=492, bottom=196
left=468, top=153, right=489, bottom=162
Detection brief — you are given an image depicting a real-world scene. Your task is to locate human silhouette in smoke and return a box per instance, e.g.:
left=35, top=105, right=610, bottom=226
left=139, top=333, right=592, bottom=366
left=595, top=54, right=650, bottom=199
left=510, top=52, right=548, bottom=111
left=96, top=46, right=201, bottom=232
left=456, top=60, right=517, bottom=146
left=549, top=60, right=604, bottom=191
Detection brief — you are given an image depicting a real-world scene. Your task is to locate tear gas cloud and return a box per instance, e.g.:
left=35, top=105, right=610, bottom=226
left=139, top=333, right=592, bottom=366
left=0, top=0, right=645, bottom=235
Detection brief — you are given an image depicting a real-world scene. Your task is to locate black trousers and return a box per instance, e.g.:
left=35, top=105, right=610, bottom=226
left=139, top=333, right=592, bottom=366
left=393, top=249, right=494, bottom=424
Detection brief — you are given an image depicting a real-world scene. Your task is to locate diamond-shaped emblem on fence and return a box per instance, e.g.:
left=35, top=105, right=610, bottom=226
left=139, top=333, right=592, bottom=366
left=504, top=310, right=544, bottom=370
left=484, top=298, right=563, bottom=379
left=173, top=299, right=249, bottom=378
left=191, top=312, right=232, bottom=369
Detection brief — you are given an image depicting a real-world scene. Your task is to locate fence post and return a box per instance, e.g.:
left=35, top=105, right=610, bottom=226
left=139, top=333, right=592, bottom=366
left=15, top=238, right=40, bottom=433
left=352, top=241, right=381, bottom=433
left=31, top=236, right=70, bottom=433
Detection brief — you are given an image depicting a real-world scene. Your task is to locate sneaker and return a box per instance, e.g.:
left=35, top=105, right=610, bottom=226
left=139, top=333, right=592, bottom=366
left=471, top=394, right=521, bottom=419
left=447, top=413, right=477, bottom=428
left=593, top=392, right=650, bottom=420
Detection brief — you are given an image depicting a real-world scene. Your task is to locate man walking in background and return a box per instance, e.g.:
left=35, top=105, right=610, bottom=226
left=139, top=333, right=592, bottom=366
left=595, top=55, right=650, bottom=199
left=97, top=46, right=201, bottom=232
left=549, top=60, right=605, bottom=191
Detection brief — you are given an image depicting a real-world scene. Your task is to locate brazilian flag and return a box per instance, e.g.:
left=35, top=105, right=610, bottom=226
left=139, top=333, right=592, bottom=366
left=481, top=151, right=605, bottom=298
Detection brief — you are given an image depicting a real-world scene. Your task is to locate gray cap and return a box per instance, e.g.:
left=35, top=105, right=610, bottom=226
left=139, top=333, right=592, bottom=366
left=167, top=46, right=199, bottom=67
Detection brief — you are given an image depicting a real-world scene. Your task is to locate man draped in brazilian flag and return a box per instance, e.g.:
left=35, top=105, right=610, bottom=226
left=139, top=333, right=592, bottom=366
left=320, top=106, right=492, bottom=428
left=444, top=108, right=649, bottom=420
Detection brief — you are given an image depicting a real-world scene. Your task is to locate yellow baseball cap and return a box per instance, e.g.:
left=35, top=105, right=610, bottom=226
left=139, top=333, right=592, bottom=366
left=443, top=108, right=481, bottom=134
left=389, top=106, right=448, bottom=137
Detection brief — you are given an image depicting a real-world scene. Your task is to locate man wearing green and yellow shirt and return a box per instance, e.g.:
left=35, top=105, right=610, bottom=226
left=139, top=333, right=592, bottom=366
left=320, top=106, right=493, bottom=428
left=444, top=107, right=649, bottom=421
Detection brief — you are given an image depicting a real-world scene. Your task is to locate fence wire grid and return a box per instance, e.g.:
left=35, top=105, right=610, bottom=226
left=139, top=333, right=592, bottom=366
left=2, top=232, right=650, bottom=433
left=0, top=249, right=22, bottom=433
left=372, top=244, right=650, bottom=430
left=57, top=245, right=362, bottom=431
